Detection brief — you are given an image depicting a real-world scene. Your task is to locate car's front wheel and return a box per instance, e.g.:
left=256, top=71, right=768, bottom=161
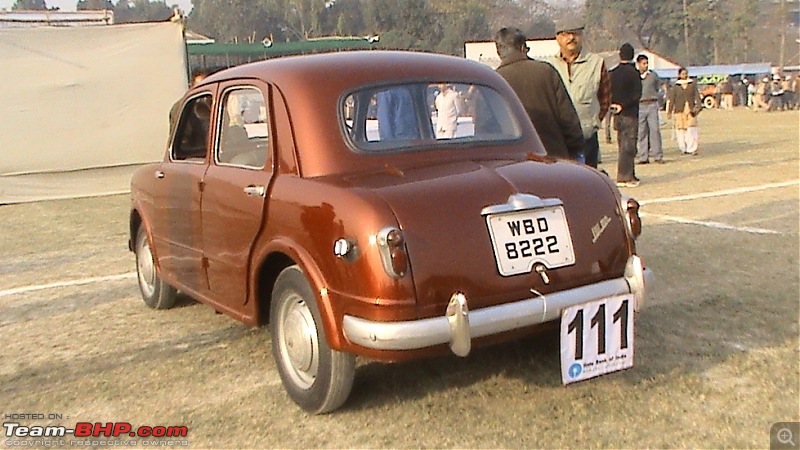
left=270, top=265, right=355, bottom=414
left=134, top=226, right=177, bottom=309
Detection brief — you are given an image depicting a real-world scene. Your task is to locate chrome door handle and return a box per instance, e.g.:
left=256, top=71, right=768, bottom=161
left=155, top=170, right=165, bottom=179
left=243, top=185, right=266, bottom=197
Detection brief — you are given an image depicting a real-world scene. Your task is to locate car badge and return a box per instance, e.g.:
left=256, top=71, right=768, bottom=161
left=591, top=215, right=612, bottom=243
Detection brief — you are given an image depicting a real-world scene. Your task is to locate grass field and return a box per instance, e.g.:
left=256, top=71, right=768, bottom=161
left=0, top=107, right=798, bottom=448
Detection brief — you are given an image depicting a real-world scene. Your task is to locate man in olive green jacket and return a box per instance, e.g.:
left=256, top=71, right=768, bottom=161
left=495, top=27, right=584, bottom=161
left=543, top=16, right=611, bottom=169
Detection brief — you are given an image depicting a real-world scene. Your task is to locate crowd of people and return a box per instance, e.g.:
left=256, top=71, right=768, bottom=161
left=492, top=16, right=796, bottom=188
left=696, top=73, right=798, bottom=112
left=747, top=74, right=798, bottom=112
left=495, top=18, right=641, bottom=187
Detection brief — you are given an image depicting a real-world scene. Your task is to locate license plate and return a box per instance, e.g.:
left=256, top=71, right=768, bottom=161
left=485, top=206, right=575, bottom=276
left=560, top=294, right=634, bottom=384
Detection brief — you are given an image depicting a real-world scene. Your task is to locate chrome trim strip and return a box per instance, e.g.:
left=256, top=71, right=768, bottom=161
left=343, top=264, right=655, bottom=353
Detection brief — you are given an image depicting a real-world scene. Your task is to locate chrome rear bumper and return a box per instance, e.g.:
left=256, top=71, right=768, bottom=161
left=343, top=255, right=654, bottom=357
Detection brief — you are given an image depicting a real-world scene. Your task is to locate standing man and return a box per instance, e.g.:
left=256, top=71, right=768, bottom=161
left=609, top=43, right=642, bottom=187
left=434, top=84, right=461, bottom=139
left=636, top=54, right=664, bottom=164
left=377, top=87, right=420, bottom=140
left=494, top=27, right=584, bottom=160
left=544, top=16, right=610, bottom=168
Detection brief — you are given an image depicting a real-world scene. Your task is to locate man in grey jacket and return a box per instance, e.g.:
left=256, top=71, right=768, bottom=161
left=636, top=54, right=664, bottom=164
left=494, top=27, right=584, bottom=161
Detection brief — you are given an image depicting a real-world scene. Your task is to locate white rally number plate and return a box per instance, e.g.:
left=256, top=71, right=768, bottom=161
left=560, top=294, right=634, bottom=384
left=485, top=206, right=575, bottom=276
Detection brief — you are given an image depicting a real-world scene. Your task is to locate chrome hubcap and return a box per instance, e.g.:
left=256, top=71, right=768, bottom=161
left=279, top=294, right=319, bottom=389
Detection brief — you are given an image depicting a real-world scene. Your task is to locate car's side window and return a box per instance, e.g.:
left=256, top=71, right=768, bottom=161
left=172, top=94, right=212, bottom=161
left=216, top=87, right=269, bottom=168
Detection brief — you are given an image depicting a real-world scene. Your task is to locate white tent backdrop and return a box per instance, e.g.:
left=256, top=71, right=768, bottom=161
left=0, top=21, right=188, bottom=203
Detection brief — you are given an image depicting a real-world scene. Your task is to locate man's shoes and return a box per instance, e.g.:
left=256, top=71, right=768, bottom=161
left=616, top=179, right=640, bottom=188
left=639, top=160, right=649, bottom=164
left=655, top=159, right=666, bottom=164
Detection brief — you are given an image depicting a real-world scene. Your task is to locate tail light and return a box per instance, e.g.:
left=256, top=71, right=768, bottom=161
left=376, top=226, right=408, bottom=278
left=621, top=196, right=642, bottom=239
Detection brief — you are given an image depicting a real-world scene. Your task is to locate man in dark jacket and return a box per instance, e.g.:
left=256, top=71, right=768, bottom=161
left=494, top=27, right=584, bottom=161
left=609, top=43, right=642, bottom=187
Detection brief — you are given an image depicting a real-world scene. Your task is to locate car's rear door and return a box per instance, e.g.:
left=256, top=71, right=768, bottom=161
left=153, top=91, right=214, bottom=294
left=200, top=82, right=273, bottom=308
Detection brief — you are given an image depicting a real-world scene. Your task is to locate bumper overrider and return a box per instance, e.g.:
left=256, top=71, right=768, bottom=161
left=343, top=255, right=654, bottom=357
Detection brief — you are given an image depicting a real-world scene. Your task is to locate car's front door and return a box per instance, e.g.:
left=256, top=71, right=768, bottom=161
left=200, top=83, right=273, bottom=309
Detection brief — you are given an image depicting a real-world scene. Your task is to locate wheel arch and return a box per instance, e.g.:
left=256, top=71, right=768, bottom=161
left=129, top=208, right=142, bottom=252
left=253, top=240, right=346, bottom=350
left=255, top=251, right=294, bottom=326
left=129, top=208, right=168, bottom=282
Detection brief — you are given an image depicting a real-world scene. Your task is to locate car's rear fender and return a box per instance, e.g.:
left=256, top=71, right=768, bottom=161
left=249, top=175, right=418, bottom=351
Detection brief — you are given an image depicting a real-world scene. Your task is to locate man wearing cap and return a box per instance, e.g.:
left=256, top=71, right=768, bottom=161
left=609, top=43, right=642, bottom=187
left=544, top=16, right=611, bottom=169
left=753, top=76, right=771, bottom=111
left=494, top=27, right=584, bottom=161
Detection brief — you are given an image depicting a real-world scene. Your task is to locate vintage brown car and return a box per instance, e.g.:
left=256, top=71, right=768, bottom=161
left=129, top=51, right=653, bottom=414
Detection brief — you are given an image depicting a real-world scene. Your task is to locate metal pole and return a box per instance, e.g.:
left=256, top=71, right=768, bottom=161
left=683, top=0, right=691, bottom=63
left=779, top=0, right=786, bottom=74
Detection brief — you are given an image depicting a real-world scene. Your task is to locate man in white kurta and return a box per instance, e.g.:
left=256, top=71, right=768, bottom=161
left=434, top=84, right=461, bottom=139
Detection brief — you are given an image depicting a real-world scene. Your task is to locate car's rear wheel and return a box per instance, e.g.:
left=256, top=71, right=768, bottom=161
left=134, top=226, right=177, bottom=309
left=703, top=95, right=717, bottom=109
left=270, top=265, right=355, bottom=414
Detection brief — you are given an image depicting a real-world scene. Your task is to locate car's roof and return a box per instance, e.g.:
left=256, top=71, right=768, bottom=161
left=196, top=51, right=538, bottom=178
left=203, top=50, right=500, bottom=88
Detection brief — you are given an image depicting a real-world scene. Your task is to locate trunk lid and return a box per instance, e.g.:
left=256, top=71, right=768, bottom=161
left=347, top=158, right=631, bottom=313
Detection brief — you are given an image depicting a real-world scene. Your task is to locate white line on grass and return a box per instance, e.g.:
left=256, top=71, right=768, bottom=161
left=640, top=212, right=782, bottom=235
left=637, top=180, right=797, bottom=234
left=0, top=272, right=136, bottom=298
left=639, top=180, right=799, bottom=205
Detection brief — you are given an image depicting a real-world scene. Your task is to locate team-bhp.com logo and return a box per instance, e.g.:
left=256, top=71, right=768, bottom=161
left=4, top=421, right=189, bottom=447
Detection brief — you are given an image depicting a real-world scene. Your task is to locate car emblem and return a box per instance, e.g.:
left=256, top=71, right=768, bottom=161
left=591, top=215, right=612, bottom=243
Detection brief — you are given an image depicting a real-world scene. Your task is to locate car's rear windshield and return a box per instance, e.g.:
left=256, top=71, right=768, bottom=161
left=341, top=82, right=523, bottom=152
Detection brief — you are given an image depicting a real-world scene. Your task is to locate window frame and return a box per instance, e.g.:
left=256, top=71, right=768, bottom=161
left=339, top=80, right=524, bottom=155
left=170, top=92, right=215, bottom=163
left=213, top=84, right=271, bottom=170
